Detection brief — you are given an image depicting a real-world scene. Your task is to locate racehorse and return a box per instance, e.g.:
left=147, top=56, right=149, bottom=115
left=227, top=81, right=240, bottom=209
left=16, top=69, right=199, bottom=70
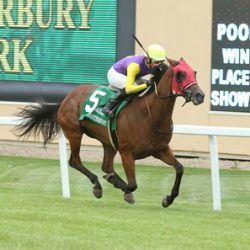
left=15, top=58, right=205, bottom=207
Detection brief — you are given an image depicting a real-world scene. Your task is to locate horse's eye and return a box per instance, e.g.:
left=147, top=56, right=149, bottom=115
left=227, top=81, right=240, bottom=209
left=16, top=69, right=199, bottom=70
left=176, top=71, right=186, bottom=83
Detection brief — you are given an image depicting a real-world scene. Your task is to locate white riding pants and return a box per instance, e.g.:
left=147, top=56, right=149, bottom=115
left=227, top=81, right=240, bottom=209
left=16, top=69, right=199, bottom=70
left=107, top=67, right=126, bottom=90
left=107, top=66, right=146, bottom=91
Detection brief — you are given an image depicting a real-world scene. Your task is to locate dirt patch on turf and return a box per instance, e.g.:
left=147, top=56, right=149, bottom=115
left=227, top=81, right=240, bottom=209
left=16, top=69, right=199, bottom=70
left=0, top=140, right=249, bottom=170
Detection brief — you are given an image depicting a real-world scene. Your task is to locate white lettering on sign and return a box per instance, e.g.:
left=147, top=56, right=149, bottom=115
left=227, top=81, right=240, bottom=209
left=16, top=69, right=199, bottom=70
left=0, top=38, right=33, bottom=73
left=211, top=91, right=250, bottom=108
left=222, top=48, right=250, bottom=64
left=211, top=20, right=250, bottom=112
left=0, top=0, right=95, bottom=74
left=212, top=69, right=250, bottom=86
left=0, top=0, right=94, bottom=29
left=217, top=23, right=250, bottom=41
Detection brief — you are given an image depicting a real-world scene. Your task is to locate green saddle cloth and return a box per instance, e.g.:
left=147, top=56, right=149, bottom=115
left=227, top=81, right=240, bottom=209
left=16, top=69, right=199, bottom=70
left=79, top=85, right=126, bottom=130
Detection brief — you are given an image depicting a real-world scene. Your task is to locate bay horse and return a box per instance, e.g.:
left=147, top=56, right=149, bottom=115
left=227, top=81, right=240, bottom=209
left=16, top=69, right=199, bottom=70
left=15, top=58, right=205, bottom=207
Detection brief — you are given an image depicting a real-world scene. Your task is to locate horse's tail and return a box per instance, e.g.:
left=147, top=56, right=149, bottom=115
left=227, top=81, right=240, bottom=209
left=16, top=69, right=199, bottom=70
left=15, top=100, right=61, bottom=146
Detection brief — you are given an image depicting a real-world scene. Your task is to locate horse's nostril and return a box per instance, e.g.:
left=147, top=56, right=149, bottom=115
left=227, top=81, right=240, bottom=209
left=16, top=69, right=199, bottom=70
left=195, top=92, right=205, bottom=103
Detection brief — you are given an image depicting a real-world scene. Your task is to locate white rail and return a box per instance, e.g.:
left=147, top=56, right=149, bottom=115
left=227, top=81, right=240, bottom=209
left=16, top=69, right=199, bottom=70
left=174, top=125, right=250, bottom=211
left=1, top=116, right=250, bottom=211
left=0, top=116, right=70, bottom=199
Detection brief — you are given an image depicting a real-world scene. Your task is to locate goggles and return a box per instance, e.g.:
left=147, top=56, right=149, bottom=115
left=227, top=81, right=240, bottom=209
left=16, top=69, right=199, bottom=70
left=152, top=60, right=165, bottom=64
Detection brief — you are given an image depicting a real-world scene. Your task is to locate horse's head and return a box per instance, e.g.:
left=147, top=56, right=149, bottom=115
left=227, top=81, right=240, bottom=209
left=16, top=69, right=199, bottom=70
left=168, top=58, right=205, bottom=105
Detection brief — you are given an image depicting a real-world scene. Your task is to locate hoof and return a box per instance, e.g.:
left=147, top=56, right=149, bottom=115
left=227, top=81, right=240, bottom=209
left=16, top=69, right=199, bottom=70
left=162, top=196, right=172, bottom=208
left=124, top=193, right=135, bottom=205
left=93, top=187, right=103, bottom=199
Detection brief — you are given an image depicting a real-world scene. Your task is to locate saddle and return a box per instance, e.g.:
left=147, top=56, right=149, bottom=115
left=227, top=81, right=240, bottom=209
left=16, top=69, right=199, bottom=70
left=79, top=80, right=158, bottom=149
left=79, top=85, right=132, bottom=149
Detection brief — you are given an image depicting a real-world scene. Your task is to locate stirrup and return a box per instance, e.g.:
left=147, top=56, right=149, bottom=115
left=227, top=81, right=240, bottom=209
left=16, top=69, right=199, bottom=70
left=109, top=110, right=115, bottom=118
left=102, top=107, right=114, bottom=118
left=102, top=106, right=111, bottom=115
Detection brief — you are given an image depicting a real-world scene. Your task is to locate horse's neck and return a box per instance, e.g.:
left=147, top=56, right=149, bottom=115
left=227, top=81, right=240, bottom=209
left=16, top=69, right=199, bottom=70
left=149, top=94, right=176, bottom=128
left=149, top=70, right=176, bottom=124
left=157, top=67, right=173, bottom=96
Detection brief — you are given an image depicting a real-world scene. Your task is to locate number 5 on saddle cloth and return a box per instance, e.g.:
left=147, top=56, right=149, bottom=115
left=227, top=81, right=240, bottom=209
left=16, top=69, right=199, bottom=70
left=79, top=85, right=129, bottom=149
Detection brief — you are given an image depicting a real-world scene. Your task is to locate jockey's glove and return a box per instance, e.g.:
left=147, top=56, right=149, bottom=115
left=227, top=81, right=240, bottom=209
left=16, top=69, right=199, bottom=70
left=145, top=79, right=154, bottom=87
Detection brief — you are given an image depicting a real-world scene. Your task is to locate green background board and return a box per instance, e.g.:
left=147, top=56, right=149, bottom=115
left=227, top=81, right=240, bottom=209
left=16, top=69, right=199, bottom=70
left=0, top=0, right=117, bottom=84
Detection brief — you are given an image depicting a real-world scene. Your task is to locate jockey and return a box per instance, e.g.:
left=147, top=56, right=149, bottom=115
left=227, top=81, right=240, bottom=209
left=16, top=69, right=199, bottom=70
left=102, top=44, right=166, bottom=117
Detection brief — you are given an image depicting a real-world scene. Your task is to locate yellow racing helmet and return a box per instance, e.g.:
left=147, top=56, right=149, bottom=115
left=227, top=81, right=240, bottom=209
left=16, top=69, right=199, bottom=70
left=147, top=44, right=166, bottom=61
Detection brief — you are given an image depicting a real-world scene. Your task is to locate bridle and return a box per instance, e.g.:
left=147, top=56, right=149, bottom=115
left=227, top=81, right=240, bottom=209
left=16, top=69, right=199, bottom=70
left=154, top=62, right=197, bottom=106
left=153, top=81, right=181, bottom=99
left=145, top=61, right=197, bottom=133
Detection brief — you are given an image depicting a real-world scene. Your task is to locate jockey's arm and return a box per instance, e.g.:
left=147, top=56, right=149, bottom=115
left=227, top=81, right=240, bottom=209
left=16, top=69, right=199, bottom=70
left=125, top=63, right=148, bottom=94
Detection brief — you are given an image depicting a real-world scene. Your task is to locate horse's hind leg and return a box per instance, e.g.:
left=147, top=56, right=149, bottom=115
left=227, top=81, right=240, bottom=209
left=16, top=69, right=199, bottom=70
left=120, top=152, right=137, bottom=204
left=102, top=146, right=135, bottom=204
left=67, top=132, right=103, bottom=198
left=156, top=146, right=183, bottom=208
left=102, top=146, right=128, bottom=191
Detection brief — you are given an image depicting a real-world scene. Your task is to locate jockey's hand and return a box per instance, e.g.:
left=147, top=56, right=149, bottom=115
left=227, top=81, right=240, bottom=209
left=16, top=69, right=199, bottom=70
left=146, top=79, right=154, bottom=87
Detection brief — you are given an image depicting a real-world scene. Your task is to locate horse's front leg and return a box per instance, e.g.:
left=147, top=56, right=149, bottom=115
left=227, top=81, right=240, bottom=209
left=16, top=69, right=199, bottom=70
left=155, top=146, right=184, bottom=208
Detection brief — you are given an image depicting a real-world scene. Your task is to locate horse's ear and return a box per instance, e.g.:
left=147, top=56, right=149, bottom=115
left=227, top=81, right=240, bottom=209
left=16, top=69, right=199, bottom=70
left=167, top=58, right=179, bottom=66
left=180, top=57, right=186, bottom=63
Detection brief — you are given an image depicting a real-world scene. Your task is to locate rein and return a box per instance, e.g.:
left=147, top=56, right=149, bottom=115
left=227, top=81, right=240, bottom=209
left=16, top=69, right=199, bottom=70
left=144, top=60, right=196, bottom=133
left=153, top=77, right=195, bottom=106
left=152, top=65, right=182, bottom=100
left=143, top=66, right=176, bottom=134
left=153, top=65, right=177, bottom=100
left=153, top=81, right=181, bottom=99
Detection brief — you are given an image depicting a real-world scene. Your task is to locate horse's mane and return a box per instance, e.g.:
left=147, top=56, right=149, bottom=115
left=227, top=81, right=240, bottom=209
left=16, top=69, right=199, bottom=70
left=126, top=63, right=169, bottom=102
left=150, top=63, right=169, bottom=84
left=142, top=63, right=169, bottom=96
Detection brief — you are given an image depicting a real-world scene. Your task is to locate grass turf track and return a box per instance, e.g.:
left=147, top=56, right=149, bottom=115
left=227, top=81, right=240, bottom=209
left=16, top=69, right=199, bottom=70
left=0, top=155, right=250, bottom=250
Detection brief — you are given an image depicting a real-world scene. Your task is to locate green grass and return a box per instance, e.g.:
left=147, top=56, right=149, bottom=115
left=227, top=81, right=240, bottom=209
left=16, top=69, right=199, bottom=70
left=0, top=155, right=250, bottom=250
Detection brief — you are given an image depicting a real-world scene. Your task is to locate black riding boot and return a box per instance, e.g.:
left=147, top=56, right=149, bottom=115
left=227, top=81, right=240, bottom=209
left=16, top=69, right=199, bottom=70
left=102, top=89, right=127, bottom=117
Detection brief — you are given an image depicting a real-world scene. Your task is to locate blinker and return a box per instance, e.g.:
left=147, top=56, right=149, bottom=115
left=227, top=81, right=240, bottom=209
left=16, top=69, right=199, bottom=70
left=171, top=59, right=197, bottom=95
